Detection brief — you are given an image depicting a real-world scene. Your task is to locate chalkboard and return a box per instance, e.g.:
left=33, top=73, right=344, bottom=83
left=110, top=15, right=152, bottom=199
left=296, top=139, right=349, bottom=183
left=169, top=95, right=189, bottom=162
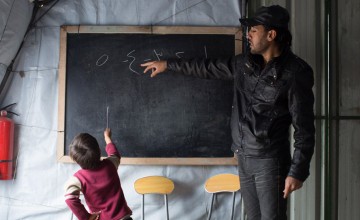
left=57, top=26, right=242, bottom=165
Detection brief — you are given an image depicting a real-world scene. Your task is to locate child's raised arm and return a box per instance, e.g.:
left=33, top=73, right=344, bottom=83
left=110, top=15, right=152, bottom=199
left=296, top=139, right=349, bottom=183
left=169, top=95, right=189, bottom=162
left=104, top=128, right=112, bottom=144
left=103, top=128, right=121, bottom=167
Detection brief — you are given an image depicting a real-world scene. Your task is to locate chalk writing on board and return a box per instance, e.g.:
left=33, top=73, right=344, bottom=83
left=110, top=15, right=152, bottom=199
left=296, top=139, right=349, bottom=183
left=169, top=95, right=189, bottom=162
left=153, top=49, right=163, bottom=61
left=96, top=54, right=109, bottom=66
left=121, top=50, right=140, bottom=75
left=118, top=46, right=208, bottom=75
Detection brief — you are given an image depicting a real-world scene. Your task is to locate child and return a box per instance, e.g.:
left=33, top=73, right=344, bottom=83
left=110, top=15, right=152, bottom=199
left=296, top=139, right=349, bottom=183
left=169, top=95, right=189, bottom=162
left=64, top=128, right=132, bottom=220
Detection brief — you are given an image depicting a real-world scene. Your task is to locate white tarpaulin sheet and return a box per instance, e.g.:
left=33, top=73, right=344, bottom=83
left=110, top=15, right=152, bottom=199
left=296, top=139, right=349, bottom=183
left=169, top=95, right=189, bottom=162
left=0, top=0, right=242, bottom=219
left=0, top=0, right=32, bottom=95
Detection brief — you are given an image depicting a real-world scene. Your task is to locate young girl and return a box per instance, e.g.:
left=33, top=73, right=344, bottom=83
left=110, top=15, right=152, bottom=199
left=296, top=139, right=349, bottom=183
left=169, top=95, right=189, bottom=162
left=64, top=128, right=132, bottom=220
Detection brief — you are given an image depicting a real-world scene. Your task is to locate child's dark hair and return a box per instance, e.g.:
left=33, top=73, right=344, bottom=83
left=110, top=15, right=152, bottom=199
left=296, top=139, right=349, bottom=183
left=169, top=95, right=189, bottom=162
left=69, top=133, right=101, bottom=169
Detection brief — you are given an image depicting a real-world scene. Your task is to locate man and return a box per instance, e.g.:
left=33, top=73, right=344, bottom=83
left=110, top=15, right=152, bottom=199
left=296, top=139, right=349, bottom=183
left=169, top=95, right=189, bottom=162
left=141, top=5, right=315, bottom=220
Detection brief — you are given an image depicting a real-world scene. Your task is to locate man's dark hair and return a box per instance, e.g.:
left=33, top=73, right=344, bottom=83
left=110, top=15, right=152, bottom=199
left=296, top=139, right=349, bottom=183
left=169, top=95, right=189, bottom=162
left=69, top=133, right=101, bottom=169
left=264, top=25, right=292, bottom=50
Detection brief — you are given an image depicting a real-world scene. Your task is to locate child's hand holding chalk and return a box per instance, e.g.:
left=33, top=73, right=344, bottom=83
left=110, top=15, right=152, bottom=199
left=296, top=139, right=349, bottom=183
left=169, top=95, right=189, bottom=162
left=104, top=128, right=112, bottom=144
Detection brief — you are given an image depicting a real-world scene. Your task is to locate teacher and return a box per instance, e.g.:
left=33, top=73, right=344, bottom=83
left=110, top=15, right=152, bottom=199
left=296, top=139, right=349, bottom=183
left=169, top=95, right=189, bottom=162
left=141, top=5, right=315, bottom=220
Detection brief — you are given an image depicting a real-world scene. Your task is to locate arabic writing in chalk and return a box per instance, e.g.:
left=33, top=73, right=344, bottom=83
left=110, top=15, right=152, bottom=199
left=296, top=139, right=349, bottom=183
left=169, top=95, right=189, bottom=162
left=96, top=46, right=208, bottom=75
left=96, top=54, right=109, bottom=66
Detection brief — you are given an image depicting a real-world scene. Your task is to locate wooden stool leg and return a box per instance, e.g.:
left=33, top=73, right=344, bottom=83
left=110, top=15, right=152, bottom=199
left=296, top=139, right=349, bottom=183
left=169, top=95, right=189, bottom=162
left=165, top=194, right=169, bottom=220
left=142, top=194, right=145, bottom=220
left=207, top=193, right=215, bottom=220
left=231, top=191, right=236, bottom=220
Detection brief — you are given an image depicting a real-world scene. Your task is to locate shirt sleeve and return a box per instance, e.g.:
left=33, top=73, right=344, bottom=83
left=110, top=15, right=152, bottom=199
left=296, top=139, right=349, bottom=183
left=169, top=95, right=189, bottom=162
left=288, top=64, right=315, bottom=181
left=167, top=56, right=239, bottom=80
left=105, top=143, right=120, bottom=168
left=64, top=176, right=90, bottom=220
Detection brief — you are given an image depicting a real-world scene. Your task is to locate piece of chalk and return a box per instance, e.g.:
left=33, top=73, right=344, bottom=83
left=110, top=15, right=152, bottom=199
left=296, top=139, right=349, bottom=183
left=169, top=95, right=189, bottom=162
left=106, top=106, right=109, bottom=128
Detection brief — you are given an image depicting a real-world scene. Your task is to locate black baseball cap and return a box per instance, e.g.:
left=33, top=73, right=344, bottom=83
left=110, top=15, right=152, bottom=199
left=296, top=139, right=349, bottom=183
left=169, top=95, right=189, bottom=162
left=240, top=5, right=289, bottom=29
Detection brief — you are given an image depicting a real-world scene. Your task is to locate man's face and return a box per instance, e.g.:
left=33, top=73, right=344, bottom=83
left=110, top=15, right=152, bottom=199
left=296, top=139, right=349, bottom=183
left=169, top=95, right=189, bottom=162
left=247, top=25, right=271, bottom=55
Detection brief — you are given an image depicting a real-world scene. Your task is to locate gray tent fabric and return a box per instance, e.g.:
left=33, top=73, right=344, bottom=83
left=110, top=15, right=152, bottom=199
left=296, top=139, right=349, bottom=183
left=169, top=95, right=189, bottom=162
left=0, top=0, right=33, bottom=86
left=0, top=1, right=241, bottom=219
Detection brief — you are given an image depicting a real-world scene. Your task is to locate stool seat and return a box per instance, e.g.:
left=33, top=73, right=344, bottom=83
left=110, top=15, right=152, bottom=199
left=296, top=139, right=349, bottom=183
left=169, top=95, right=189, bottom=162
left=134, top=176, right=174, bottom=194
left=134, top=176, right=174, bottom=220
left=204, top=173, right=241, bottom=220
left=205, top=173, right=240, bottom=193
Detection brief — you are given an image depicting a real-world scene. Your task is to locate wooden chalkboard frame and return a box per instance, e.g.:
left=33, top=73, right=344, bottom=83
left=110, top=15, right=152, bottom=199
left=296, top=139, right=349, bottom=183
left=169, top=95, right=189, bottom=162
left=57, top=25, right=241, bottom=165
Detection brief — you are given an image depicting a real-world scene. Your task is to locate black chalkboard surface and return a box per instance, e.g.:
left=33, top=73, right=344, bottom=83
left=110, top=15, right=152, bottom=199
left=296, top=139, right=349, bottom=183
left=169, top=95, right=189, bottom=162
left=57, top=26, right=241, bottom=165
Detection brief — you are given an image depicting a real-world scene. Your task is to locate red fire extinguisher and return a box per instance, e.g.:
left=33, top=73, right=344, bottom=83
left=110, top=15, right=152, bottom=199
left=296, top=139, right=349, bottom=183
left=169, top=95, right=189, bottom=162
left=0, top=110, right=14, bottom=180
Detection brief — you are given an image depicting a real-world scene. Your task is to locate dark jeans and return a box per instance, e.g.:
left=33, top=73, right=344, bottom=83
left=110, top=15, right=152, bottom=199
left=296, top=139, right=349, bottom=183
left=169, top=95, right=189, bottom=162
left=238, top=155, right=288, bottom=220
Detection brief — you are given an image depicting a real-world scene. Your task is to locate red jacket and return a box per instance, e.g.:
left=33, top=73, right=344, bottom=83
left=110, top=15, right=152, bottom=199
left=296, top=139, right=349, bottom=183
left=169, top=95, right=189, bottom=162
left=65, top=143, right=132, bottom=220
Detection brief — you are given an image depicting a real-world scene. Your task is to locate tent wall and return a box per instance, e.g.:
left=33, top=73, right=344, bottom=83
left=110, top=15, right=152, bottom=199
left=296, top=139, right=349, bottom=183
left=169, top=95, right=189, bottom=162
left=0, top=0, right=33, bottom=101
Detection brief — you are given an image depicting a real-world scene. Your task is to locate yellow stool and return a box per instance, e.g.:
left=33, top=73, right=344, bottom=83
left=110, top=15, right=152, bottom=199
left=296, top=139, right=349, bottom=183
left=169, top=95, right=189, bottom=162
left=205, top=173, right=242, bottom=220
left=134, top=176, right=175, bottom=220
